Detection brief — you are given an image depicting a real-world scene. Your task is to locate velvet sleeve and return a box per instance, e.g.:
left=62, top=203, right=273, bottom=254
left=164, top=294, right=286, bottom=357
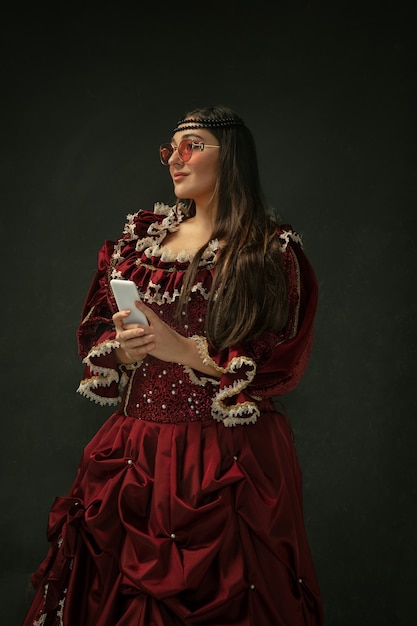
left=75, top=239, right=124, bottom=405
left=187, top=232, right=318, bottom=426
left=75, top=209, right=166, bottom=405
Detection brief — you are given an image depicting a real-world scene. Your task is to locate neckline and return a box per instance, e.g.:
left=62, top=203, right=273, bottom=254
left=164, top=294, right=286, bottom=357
left=146, top=204, right=221, bottom=263
left=156, top=238, right=221, bottom=263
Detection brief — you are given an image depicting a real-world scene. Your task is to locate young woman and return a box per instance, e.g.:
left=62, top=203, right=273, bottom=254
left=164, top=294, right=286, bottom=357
left=23, top=105, right=323, bottom=625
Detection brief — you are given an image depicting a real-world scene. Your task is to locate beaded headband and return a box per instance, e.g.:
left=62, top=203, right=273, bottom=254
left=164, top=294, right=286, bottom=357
left=172, top=116, right=245, bottom=133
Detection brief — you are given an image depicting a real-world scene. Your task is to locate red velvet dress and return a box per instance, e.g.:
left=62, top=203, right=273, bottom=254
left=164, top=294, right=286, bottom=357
left=23, top=203, right=323, bottom=626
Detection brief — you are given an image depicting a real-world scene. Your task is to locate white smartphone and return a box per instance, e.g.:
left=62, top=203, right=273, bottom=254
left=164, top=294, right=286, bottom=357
left=110, top=279, right=149, bottom=326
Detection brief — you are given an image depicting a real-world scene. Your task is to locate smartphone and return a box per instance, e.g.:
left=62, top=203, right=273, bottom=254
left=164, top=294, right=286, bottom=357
left=110, top=279, right=149, bottom=326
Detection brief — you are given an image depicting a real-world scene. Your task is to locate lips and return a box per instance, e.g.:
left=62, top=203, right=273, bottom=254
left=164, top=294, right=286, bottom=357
left=173, top=172, right=188, bottom=181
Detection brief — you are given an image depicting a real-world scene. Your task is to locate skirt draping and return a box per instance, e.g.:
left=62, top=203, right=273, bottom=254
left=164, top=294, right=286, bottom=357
left=23, top=409, right=322, bottom=626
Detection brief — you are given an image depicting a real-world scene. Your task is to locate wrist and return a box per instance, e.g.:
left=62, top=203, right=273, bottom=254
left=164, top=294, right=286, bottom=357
left=114, top=346, right=141, bottom=367
left=182, top=336, right=222, bottom=379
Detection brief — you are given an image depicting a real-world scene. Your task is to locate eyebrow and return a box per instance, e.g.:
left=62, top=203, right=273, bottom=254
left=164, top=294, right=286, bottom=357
left=170, top=132, right=205, bottom=142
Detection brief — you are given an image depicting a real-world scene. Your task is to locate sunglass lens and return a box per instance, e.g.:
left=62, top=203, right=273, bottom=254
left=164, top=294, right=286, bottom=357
left=178, top=140, right=193, bottom=162
left=160, top=144, right=173, bottom=165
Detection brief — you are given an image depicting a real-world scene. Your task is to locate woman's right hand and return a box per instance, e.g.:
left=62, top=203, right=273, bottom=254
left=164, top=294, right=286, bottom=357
left=112, top=310, right=156, bottom=365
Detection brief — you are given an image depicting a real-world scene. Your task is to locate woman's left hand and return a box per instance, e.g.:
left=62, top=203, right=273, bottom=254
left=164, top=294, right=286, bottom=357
left=112, top=301, right=189, bottom=365
left=113, top=300, right=221, bottom=378
left=134, top=301, right=191, bottom=363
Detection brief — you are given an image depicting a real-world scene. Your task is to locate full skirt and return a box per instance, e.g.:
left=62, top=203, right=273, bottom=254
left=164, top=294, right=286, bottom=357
left=23, top=405, right=323, bottom=626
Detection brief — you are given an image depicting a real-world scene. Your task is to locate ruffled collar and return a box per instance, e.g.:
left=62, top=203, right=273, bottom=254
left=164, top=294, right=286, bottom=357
left=139, top=203, right=220, bottom=266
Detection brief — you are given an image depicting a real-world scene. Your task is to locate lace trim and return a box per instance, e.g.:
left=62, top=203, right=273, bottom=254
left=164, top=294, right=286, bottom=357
left=154, top=201, right=173, bottom=216
left=77, top=377, right=123, bottom=406
left=83, top=338, right=121, bottom=365
left=279, top=228, right=303, bottom=251
left=110, top=204, right=219, bottom=275
left=32, top=583, right=68, bottom=626
left=130, top=280, right=211, bottom=307
left=192, top=281, right=211, bottom=300
left=80, top=304, right=96, bottom=326
left=211, top=360, right=259, bottom=426
left=213, top=399, right=259, bottom=427
left=288, top=247, right=301, bottom=340
left=76, top=339, right=125, bottom=406
left=191, top=336, right=259, bottom=427
left=192, top=336, right=226, bottom=373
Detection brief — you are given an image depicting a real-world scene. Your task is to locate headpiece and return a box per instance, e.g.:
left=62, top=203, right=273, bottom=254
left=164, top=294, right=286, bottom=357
left=172, top=116, right=245, bottom=133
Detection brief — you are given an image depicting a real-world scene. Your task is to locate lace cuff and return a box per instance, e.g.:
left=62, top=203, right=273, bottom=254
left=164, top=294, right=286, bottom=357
left=188, top=336, right=259, bottom=427
left=77, top=338, right=127, bottom=406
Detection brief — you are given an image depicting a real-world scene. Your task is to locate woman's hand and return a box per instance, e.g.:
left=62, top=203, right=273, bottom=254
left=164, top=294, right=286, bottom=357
left=113, top=301, right=221, bottom=378
left=112, top=305, right=156, bottom=365
left=113, top=301, right=192, bottom=365
left=113, top=302, right=189, bottom=363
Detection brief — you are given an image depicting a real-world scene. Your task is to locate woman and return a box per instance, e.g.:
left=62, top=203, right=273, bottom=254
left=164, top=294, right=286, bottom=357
left=23, top=105, right=323, bottom=625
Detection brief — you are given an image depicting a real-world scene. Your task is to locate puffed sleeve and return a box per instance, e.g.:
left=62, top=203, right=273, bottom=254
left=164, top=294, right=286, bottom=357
left=75, top=239, right=123, bottom=405
left=75, top=209, right=161, bottom=405
left=187, top=228, right=318, bottom=426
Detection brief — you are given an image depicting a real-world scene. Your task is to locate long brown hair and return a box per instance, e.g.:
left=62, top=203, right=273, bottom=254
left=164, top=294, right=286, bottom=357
left=176, top=105, right=289, bottom=351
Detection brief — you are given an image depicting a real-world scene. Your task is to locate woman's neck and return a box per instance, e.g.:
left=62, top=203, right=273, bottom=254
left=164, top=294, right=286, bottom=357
left=192, top=200, right=217, bottom=233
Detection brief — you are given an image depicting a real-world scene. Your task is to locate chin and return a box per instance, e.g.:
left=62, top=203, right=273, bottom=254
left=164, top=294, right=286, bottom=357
left=173, top=186, right=189, bottom=199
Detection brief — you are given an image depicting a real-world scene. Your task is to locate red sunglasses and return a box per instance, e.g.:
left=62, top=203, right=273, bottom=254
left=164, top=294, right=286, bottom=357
left=159, top=139, right=220, bottom=165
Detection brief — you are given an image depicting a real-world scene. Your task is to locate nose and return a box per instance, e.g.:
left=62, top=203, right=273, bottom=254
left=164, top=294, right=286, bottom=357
left=168, top=146, right=182, bottom=165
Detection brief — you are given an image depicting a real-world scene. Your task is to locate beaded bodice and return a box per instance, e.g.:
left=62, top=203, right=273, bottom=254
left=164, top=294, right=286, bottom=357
left=107, top=204, right=219, bottom=423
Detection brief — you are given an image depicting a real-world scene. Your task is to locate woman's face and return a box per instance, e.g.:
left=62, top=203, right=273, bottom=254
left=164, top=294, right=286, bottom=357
left=168, top=128, right=220, bottom=208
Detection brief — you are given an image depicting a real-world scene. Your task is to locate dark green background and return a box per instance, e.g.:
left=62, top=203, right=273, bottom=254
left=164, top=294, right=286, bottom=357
left=2, top=3, right=415, bottom=624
